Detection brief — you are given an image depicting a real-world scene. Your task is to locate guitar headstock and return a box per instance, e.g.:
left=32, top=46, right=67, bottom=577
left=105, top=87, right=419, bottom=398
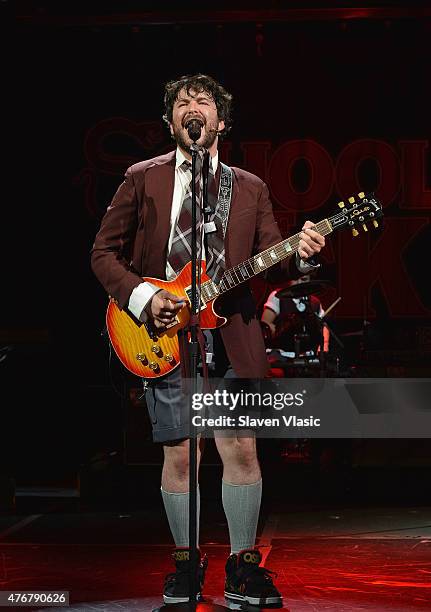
left=328, top=192, right=383, bottom=236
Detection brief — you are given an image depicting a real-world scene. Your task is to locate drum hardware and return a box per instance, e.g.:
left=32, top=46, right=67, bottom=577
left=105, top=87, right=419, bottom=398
left=275, top=279, right=332, bottom=300
left=265, top=289, right=343, bottom=377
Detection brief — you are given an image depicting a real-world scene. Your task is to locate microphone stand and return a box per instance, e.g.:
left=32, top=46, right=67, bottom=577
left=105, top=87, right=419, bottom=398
left=156, top=127, right=228, bottom=611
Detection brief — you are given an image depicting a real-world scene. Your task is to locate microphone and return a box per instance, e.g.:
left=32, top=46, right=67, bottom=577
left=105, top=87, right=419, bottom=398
left=185, top=118, right=203, bottom=142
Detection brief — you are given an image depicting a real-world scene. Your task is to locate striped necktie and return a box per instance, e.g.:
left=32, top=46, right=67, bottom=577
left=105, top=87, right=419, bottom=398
left=168, top=153, right=204, bottom=274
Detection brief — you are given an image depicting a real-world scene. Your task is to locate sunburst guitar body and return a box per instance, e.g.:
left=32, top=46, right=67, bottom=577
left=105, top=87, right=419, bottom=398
left=106, top=261, right=225, bottom=378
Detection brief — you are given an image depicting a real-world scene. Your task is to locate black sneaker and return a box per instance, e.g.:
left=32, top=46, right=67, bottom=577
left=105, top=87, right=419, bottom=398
left=163, top=547, right=208, bottom=604
left=224, top=548, right=282, bottom=606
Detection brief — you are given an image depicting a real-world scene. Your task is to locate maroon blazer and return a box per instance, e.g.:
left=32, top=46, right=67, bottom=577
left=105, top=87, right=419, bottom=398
left=91, top=150, right=299, bottom=377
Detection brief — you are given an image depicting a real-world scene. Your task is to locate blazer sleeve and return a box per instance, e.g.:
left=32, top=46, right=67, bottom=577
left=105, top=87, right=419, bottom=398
left=90, top=167, right=144, bottom=310
left=253, top=181, right=302, bottom=282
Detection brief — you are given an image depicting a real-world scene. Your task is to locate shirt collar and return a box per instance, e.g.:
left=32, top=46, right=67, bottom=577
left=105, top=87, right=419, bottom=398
left=175, top=147, right=218, bottom=173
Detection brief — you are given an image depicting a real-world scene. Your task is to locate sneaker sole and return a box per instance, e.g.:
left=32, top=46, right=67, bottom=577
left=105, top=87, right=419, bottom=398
left=225, top=590, right=282, bottom=605
left=163, top=593, right=202, bottom=604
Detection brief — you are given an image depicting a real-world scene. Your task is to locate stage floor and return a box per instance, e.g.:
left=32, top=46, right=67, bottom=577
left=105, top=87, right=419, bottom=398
left=1, top=498, right=430, bottom=611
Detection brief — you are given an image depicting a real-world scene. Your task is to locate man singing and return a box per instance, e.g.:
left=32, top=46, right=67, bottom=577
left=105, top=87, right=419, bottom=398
left=91, top=74, right=325, bottom=606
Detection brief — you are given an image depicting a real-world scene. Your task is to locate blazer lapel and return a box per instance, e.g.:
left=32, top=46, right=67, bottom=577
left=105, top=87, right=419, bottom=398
left=145, top=150, right=176, bottom=252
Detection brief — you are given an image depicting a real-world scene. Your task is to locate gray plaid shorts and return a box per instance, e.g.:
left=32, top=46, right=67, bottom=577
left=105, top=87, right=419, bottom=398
left=145, top=331, right=235, bottom=443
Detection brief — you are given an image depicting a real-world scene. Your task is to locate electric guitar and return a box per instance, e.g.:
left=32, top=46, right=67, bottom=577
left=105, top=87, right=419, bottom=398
left=106, top=192, right=383, bottom=378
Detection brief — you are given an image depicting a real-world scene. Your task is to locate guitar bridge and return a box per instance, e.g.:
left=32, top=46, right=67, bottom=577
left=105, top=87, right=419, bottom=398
left=144, top=316, right=179, bottom=336
left=164, top=316, right=180, bottom=330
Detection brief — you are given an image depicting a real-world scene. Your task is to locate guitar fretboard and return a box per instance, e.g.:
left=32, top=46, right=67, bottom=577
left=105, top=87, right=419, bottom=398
left=216, top=218, right=333, bottom=294
left=187, top=192, right=381, bottom=308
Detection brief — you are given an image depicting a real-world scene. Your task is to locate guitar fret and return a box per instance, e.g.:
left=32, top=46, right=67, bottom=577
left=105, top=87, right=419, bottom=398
left=249, top=259, right=259, bottom=274
left=233, top=266, right=244, bottom=282
left=245, top=260, right=255, bottom=276
left=318, top=219, right=332, bottom=235
left=255, top=255, right=266, bottom=271
left=238, top=264, right=249, bottom=279
left=231, top=268, right=242, bottom=283
left=224, top=270, right=235, bottom=288
left=262, top=252, right=271, bottom=268
left=283, top=239, right=294, bottom=254
left=289, top=235, right=300, bottom=247
left=274, top=246, right=283, bottom=261
left=232, top=266, right=243, bottom=285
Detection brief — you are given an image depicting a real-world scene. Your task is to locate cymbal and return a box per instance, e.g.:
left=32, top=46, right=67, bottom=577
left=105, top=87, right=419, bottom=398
left=275, top=280, right=332, bottom=299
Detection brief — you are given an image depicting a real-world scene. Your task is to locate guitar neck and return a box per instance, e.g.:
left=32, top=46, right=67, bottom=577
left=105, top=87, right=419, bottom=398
left=217, top=217, right=333, bottom=294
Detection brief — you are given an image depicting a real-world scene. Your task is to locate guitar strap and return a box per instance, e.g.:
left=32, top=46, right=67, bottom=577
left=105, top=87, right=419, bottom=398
left=204, top=162, right=233, bottom=284
left=216, top=161, right=233, bottom=238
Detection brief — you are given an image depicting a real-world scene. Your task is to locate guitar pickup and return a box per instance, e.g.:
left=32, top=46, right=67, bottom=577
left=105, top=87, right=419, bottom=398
left=185, top=286, right=207, bottom=311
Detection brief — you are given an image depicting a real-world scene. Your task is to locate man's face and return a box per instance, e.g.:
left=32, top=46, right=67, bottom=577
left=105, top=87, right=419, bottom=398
left=169, top=87, right=225, bottom=154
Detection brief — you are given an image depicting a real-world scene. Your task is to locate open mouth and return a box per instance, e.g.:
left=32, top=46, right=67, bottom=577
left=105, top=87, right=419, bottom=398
left=183, top=117, right=204, bottom=129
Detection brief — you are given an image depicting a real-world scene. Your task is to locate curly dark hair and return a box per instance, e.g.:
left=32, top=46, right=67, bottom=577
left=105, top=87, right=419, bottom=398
left=163, top=74, right=233, bottom=137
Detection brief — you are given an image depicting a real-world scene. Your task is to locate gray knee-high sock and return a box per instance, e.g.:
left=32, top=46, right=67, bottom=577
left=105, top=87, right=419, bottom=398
left=222, top=479, right=262, bottom=554
left=161, top=486, right=200, bottom=548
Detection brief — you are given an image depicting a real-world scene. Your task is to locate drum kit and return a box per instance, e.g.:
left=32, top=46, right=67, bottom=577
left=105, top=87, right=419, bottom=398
left=263, top=280, right=345, bottom=377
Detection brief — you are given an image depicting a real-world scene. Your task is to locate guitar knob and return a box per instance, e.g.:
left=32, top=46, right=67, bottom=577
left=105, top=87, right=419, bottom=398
left=164, top=353, right=174, bottom=363
left=362, top=223, right=368, bottom=232
left=136, top=353, right=147, bottom=363
left=358, top=191, right=365, bottom=199
left=348, top=196, right=355, bottom=204
left=372, top=220, right=379, bottom=228
left=352, top=228, right=359, bottom=237
left=149, top=362, right=159, bottom=371
left=337, top=201, right=345, bottom=208
left=151, top=345, right=162, bottom=355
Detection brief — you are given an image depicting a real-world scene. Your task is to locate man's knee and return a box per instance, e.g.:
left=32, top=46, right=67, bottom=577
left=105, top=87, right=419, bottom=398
left=216, top=436, right=258, bottom=468
left=163, top=440, right=190, bottom=479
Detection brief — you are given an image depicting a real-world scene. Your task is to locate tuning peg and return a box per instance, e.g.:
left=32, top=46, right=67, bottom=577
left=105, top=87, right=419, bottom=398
left=362, top=223, right=368, bottom=232
left=338, top=201, right=345, bottom=208
left=358, top=191, right=365, bottom=199
left=352, top=228, right=359, bottom=237
left=372, top=220, right=379, bottom=228
left=348, top=196, right=355, bottom=204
